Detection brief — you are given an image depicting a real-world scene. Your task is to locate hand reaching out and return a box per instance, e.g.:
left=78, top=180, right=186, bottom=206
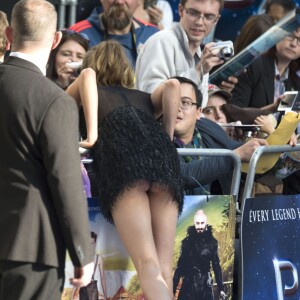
left=289, top=132, right=298, bottom=147
left=234, top=138, right=268, bottom=162
left=254, top=115, right=276, bottom=135
left=262, top=96, right=283, bottom=113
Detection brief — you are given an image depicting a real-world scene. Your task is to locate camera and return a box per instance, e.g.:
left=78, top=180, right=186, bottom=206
left=211, top=41, right=234, bottom=60
left=65, top=61, right=82, bottom=77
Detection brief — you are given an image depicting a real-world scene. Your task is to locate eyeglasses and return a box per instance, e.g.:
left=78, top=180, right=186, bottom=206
left=286, top=33, right=300, bottom=46
left=180, top=98, right=198, bottom=110
left=61, top=29, right=90, bottom=43
left=184, top=8, right=218, bottom=24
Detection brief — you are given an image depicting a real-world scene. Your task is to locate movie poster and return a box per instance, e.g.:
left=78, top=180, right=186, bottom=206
left=241, top=195, right=300, bottom=300
left=173, top=195, right=236, bottom=300
left=62, top=195, right=236, bottom=300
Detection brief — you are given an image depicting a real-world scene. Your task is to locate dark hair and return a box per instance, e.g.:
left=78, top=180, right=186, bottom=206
left=265, top=0, right=296, bottom=14
left=46, top=30, right=89, bottom=81
left=180, top=0, right=224, bottom=13
left=91, top=231, right=97, bottom=241
left=234, top=14, right=275, bottom=55
left=266, top=33, right=300, bottom=86
left=172, top=76, right=203, bottom=107
left=289, top=56, right=300, bottom=86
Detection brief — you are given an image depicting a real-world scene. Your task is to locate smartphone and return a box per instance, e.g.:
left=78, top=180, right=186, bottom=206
left=278, top=91, right=299, bottom=111
left=144, top=0, right=157, bottom=9
left=292, top=92, right=300, bottom=111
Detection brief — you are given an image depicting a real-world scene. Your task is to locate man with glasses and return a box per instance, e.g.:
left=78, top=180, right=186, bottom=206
left=70, top=0, right=159, bottom=68
left=136, top=0, right=237, bottom=108
left=173, top=77, right=268, bottom=195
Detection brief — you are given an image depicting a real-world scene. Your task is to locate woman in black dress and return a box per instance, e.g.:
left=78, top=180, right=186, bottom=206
left=68, top=40, right=184, bottom=300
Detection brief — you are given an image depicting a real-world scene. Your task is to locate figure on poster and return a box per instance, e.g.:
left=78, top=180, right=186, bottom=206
left=173, top=209, right=226, bottom=300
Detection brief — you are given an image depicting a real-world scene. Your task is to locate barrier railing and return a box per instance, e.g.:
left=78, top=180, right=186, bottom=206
left=177, top=148, right=241, bottom=197
left=241, top=144, right=300, bottom=209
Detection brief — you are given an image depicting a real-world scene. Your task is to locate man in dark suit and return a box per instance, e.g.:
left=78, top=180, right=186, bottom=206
left=0, top=0, right=94, bottom=299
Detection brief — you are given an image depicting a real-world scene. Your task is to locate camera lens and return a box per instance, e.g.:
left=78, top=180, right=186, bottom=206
left=220, top=46, right=234, bottom=59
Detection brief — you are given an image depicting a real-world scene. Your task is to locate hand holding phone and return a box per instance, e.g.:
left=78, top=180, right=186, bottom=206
left=278, top=91, right=299, bottom=112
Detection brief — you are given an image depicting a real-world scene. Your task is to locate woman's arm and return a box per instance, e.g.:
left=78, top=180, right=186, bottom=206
left=67, top=68, right=99, bottom=148
left=150, top=78, right=181, bottom=139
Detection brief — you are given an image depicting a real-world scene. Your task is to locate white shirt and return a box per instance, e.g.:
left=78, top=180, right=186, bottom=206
left=10, top=52, right=46, bottom=76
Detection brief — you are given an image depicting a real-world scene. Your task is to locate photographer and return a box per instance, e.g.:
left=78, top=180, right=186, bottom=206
left=136, top=0, right=238, bottom=108
left=46, top=29, right=89, bottom=90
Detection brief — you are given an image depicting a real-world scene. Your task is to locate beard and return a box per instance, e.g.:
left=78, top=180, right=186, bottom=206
left=104, top=4, right=132, bottom=31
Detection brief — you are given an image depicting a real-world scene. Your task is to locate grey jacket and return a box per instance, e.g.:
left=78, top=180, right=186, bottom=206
left=135, top=22, right=209, bottom=107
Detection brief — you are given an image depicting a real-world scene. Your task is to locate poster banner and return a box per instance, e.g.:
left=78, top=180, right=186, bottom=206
left=209, top=8, right=300, bottom=86
left=173, top=195, right=236, bottom=300
left=62, top=195, right=236, bottom=300
left=241, top=195, right=300, bottom=300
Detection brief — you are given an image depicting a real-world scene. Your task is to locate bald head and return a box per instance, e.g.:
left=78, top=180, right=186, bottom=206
left=10, top=0, right=57, bottom=50
left=194, top=210, right=207, bottom=233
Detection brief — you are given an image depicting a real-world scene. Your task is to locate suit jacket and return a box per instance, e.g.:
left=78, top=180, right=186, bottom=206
left=0, top=57, right=93, bottom=268
left=230, top=55, right=300, bottom=108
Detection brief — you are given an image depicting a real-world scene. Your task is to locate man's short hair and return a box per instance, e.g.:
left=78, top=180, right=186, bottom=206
left=173, top=76, right=203, bottom=107
left=0, top=11, right=8, bottom=56
left=11, top=0, right=57, bottom=48
left=180, top=0, right=224, bottom=13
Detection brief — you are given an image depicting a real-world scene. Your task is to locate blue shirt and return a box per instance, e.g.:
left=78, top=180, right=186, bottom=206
left=70, top=7, right=159, bottom=68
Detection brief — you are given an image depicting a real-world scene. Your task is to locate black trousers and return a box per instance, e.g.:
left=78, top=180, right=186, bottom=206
left=0, top=260, right=64, bottom=300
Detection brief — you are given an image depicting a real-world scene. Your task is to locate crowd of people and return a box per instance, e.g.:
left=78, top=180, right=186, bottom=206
left=0, top=0, right=299, bottom=299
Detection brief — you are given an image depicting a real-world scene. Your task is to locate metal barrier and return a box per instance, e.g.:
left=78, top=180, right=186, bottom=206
left=241, top=144, right=300, bottom=208
left=58, top=0, right=78, bottom=29
left=177, top=148, right=241, bottom=197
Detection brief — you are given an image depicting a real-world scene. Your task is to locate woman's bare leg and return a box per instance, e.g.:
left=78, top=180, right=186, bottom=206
left=151, top=79, right=181, bottom=140
left=112, top=182, right=173, bottom=300
left=148, top=186, right=178, bottom=293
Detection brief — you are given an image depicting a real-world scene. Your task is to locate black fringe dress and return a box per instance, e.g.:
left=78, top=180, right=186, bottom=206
left=91, top=85, right=184, bottom=223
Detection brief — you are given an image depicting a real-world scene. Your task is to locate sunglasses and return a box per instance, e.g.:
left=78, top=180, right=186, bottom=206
left=61, top=29, right=90, bottom=43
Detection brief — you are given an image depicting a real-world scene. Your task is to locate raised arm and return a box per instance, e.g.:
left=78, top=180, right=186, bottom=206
left=67, top=68, right=98, bottom=148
